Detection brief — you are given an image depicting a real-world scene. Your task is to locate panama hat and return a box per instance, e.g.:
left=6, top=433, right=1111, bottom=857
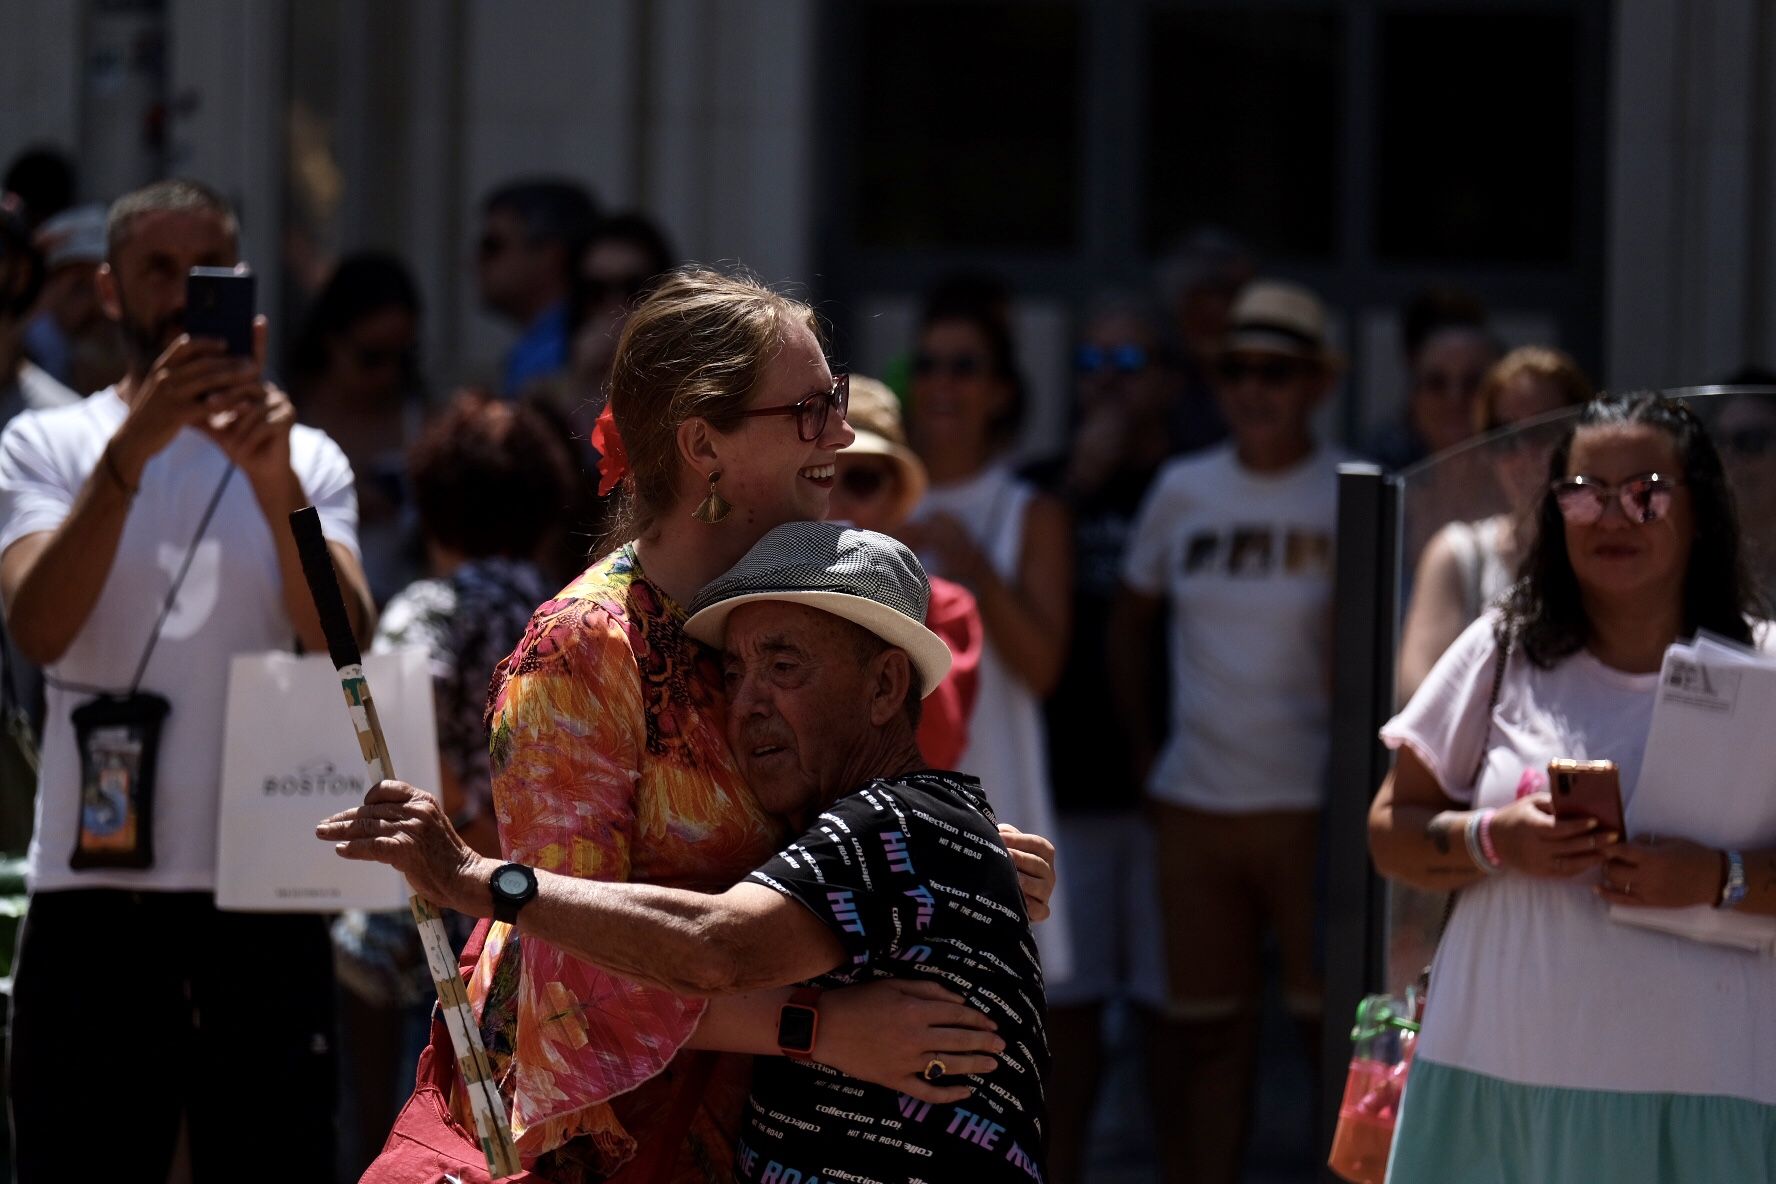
left=684, top=522, right=952, bottom=695
left=1220, top=279, right=1345, bottom=371
left=840, top=376, right=928, bottom=526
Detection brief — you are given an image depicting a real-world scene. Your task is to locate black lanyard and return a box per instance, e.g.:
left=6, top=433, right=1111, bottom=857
left=48, top=463, right=237, bottom=698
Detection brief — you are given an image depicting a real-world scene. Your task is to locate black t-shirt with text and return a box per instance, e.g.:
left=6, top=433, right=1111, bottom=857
left=738, top=771, right=1049, bottom=1184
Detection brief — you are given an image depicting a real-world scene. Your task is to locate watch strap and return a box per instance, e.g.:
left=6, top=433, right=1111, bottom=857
left=778, top=985, right=822, bottom=1060
left=490, top=862, right=537, bottom=925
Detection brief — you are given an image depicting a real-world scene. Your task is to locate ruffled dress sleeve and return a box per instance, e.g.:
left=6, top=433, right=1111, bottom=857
left=1380, top=613, right=1505, bottom=803
left=466, top=593, right=710, bottom=1164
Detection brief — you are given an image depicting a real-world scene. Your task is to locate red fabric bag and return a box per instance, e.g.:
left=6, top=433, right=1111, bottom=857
left=359, top=919, right=716, bottom=1184
left=360, top=919, right=541, bottom=1184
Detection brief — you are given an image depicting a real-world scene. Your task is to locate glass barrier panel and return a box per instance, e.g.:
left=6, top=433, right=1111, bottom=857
left=1379, top=385, right=1776, bottom=993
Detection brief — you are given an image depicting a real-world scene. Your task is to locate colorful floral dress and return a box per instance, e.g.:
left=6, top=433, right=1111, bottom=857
left=460, top=545, right=782, bottom=1181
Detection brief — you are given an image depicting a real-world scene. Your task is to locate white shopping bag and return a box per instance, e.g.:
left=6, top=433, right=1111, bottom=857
left=215, top=649, right=440, bottom=911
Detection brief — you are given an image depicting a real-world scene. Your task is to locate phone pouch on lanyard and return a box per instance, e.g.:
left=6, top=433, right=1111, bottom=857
left=61, top=464, right=232, bottom=874
left=69, top=691, right=171, bottom=869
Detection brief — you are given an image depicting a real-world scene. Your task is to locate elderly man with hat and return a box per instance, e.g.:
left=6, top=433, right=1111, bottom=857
left=320, top=522, right=1051, bottom=1184
left=1109, top=278, right=1351, bottom=1184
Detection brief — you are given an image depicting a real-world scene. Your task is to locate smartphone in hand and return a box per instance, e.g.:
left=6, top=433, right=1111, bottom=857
left=1548, top=758, right=1625, bottom=834
left=185, top=266, right=255, bottom=357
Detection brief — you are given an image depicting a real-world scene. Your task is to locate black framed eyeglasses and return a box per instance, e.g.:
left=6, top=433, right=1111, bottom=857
left=1550, top=472, right=1682, bottom=525
left=734, top=373, right=850, bottom=442
left=913, top=352, right=987, bottom=379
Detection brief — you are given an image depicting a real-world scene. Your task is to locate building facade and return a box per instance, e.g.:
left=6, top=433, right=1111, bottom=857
left=2, top=0, right=1772, bottom=455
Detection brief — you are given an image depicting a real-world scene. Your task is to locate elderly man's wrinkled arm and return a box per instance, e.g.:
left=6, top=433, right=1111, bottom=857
left=319, top=779, right=844, bottom=995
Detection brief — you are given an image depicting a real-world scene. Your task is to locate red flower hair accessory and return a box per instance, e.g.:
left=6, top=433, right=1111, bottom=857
left=592, top=402, right=630, bottom=496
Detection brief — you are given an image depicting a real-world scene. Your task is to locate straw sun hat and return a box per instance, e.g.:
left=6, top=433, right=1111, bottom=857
left=840, top=375, right=928, bottom=526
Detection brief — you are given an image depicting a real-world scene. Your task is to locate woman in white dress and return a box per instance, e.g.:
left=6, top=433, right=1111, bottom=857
left=1368, top=390, right=1776, bottom=1182
left=902, top=294, right=1076, bottom=979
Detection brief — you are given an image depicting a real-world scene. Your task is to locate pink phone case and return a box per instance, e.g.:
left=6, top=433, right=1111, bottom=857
left=1548, top=758, right=1625, bottom=833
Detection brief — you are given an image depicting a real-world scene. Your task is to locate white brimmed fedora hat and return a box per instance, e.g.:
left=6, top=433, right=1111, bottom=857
left=1220, top=279, right=1346, bottom=372
left=684, top=522, right=953, bottom=695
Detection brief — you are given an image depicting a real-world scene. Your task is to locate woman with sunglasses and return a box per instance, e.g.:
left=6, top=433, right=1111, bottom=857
left=827, top=374, right=982, bottom=770
left=902, top=287, right=1076, bottom=981
left=1369, top=391, right=1776, bottom=1182
left=383, top=269, right=1056, bottom=1184
left=1397, top=347, right=1593, bottom=701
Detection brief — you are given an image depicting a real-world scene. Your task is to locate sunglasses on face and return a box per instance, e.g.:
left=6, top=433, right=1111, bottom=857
left=1214, top=355, right=1306, bottom=386
left=1482, top=422, right=1549, bottom=452
left=913, top=352, right=988, bottom=380
left=734, top=373, right=850, bottom=442
left=350, top=342, right=415, bottom=371
left=1720, top=426, right=1776, bottom=456
left=1416, top=371, right=1483, bottom=398
left=1550, top=472, right=1682, bottom=525
left=1074, top=343, right=1150, bottom=376
left=837, top=463, right=895, bottom=500
left=583, top=273, right=651, bottom=306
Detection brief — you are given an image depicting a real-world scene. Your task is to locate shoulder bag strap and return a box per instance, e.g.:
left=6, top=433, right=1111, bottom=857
left=1430, top=624, right=1513, bottom=951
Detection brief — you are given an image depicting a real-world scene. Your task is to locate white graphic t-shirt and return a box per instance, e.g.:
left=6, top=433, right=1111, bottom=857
left=0, top=387, right=359, bottom=892
left=1122, top=443, right=1349, bottom=813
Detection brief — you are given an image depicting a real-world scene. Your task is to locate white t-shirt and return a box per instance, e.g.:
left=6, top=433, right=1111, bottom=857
left=1381, top=615, right=1776, bottom=1104
left=1122, top=443, right=1348, bottom=812
left=0, top=387, right=359, bottom=892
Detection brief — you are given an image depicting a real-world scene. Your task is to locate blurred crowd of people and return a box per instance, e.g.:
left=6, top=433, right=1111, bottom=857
left=8, top=139, right=1766, bottom=1184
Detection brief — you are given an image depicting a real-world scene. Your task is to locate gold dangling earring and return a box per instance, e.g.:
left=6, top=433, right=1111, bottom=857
left=691, top=470, right=733, bottom=524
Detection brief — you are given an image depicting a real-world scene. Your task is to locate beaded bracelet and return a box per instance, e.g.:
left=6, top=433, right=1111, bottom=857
left=1464, top=809, right=1502, bottom=874
left=1477, top=808, right=1502, bottom=870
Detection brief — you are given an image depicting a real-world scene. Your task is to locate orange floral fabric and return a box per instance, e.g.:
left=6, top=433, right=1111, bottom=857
left=463, top=545, right=781, bottom=1179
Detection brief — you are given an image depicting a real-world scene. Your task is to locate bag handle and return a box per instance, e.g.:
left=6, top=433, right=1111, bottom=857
left=1427, top=625, right=1513, bottom=964
left=1463, top=625, right=1512, bottom=791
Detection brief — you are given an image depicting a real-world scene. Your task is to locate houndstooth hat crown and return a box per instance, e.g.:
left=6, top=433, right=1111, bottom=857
left=683, top=522, right=952, bottom=694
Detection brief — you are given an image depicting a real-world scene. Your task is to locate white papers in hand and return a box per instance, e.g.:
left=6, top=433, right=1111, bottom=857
left=1608, top=637, right=1776, bottom=954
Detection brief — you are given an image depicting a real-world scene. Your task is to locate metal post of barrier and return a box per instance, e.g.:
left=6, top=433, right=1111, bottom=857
left=1318, top=464, right=1401, bottom=1173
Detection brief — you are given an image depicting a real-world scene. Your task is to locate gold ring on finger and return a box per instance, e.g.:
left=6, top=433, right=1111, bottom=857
left=922, top=1058, right=946, bottom=1083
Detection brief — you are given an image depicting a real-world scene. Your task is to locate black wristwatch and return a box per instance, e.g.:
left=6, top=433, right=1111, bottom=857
left=777, top=986, right=822, bottom=1061
left=489, top=862, right=538, bottom=925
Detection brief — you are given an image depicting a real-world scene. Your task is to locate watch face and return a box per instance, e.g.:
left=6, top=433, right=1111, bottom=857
left=778, top=1004, right=817, bottom=1054
left=495, top=867, right=531, bottom=897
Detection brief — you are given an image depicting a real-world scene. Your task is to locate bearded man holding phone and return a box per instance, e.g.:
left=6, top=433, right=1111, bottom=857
left=0, top=178, right=373, bottom=1184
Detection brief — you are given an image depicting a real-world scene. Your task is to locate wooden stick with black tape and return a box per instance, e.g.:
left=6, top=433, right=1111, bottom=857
left=289, top=506, right=522, bottom=1179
